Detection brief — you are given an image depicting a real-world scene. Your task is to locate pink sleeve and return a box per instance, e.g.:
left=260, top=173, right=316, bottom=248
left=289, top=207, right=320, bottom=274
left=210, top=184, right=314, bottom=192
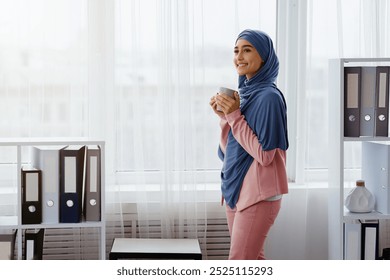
left=219, top=117, right=230, bottom=154
left=225, top=109, right=276, bottom=166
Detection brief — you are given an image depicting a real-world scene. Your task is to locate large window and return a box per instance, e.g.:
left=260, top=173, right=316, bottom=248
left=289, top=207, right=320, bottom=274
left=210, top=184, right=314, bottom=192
left=0, top=0, right=89, bottom=138
left=303, top=0, right=390, bottom=182
left=114, top=0, right=277, bottom=185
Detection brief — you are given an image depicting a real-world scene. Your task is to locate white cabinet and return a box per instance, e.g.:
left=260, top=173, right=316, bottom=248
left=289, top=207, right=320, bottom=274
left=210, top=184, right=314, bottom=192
left=328, top=58, right=390, bottom=259
left=0, top=138, right=105, bottom=260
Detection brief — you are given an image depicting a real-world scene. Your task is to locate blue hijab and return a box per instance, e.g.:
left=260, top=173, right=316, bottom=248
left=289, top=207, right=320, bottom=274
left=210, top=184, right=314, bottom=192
left=219, top=29, right=289, bottom=208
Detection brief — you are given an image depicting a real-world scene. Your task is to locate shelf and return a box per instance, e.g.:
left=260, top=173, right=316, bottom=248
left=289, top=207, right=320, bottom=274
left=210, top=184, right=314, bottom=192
left=343, top=210, right=390, bottom=223
left=344, top=137, right=390, bottom=142
left=0, top=217, right=102, bottom=229
left=342, top=57, right=390, bottom=63
left=328, top=58, right=390, bottom=260
left=0, top=137, right=104, bottom=146
left=0, top=138, right=106, bottom=260
left=18, top=221, right=104, bottom=229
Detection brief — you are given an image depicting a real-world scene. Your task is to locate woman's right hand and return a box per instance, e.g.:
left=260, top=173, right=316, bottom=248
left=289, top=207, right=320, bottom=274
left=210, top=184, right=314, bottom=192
left=209, top=94, right=225, bottom=118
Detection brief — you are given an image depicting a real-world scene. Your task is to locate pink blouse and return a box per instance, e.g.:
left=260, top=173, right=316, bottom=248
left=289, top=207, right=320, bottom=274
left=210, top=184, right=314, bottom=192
left=219, top=109, right=288, bottom=211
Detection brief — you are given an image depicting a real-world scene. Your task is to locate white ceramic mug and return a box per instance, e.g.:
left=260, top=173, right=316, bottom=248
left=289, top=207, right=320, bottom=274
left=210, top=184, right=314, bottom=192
left=217, top=87, right=236, bottom=111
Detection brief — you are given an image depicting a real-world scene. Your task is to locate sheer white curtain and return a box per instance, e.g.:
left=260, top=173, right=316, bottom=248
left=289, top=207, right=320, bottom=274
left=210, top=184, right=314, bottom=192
left=0, top=0, right=111, bottom=259
left=0, top=0, right=278, bottom=259
left=337, top=0, right=390, bottom=186
left=111, top=0, right=278, bottom=258
left=304, top=0, right=390, bottom=181
left=0, top=0, right=90, bottom=138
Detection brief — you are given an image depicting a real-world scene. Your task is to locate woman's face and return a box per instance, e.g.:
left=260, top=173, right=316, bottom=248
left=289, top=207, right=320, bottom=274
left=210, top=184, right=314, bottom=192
left=233, top=39, right=263, bottom=80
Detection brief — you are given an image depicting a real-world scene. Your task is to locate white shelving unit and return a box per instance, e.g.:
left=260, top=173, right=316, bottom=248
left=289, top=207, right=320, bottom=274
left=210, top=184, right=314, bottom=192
left=328, top=58, right=390, bottom=259
left=0, top=137, right=105, bottom=260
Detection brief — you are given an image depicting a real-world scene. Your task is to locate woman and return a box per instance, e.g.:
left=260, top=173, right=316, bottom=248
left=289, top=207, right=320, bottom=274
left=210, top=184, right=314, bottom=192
left=209, top=29, right=289, bottom=260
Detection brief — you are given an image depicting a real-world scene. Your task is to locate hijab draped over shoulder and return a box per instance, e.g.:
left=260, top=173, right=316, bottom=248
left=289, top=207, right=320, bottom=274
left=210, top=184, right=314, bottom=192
left=219, top=29, right=289, bottom=208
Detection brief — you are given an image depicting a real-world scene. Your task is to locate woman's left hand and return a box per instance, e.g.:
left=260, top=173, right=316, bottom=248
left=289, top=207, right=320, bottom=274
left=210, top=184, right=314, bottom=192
left=215, top=91, right=240, bottom=115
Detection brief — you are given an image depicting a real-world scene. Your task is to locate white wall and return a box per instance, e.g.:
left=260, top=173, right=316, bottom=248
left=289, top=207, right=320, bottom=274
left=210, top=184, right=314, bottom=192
left=265, top=186, right=329, bottom=260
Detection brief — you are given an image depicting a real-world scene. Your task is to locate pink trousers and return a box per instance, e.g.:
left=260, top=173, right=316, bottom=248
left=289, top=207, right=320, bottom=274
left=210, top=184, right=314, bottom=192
left=226, top=199, right=281, bottom=260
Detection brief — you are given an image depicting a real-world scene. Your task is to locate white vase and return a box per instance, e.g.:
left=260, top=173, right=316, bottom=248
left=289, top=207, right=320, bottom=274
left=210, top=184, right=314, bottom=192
left=345, top=180, right=375, bottom=213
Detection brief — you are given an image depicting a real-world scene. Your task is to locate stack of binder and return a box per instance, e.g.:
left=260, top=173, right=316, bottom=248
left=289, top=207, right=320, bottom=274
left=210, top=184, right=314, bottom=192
left=22, top=145, right=102, bottom=225
left=344, top=66, right=390, bottom=137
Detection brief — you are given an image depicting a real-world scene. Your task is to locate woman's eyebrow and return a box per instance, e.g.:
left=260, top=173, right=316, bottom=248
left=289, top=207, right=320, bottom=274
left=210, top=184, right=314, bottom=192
left=234, top=45, right=254, bottom=49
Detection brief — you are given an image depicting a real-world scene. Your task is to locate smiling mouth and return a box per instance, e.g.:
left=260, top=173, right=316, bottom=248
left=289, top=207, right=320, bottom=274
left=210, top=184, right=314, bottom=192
left=237, top=63, right=248, bottom=67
